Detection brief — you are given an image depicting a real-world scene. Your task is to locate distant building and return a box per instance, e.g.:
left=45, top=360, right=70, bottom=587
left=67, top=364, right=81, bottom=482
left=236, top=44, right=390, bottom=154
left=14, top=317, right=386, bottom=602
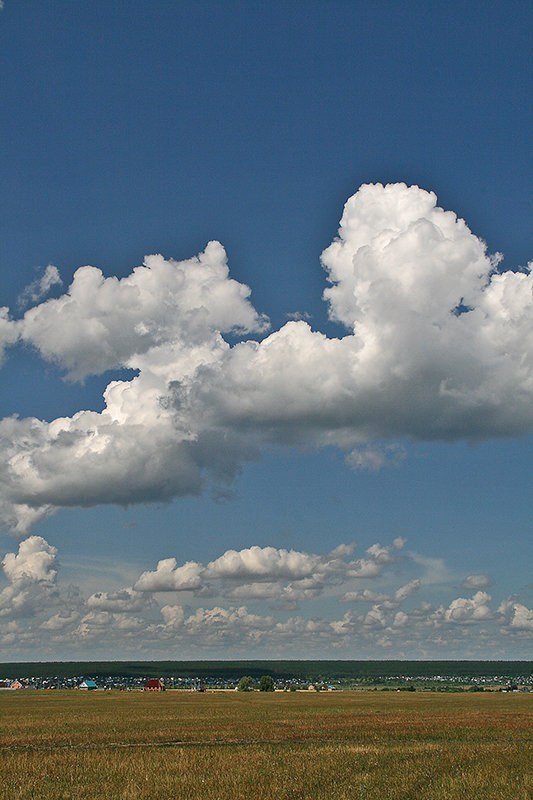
left=9, top=680, right=24, bottom=690
left=144, top=678, right=165, bottom=692
left=79, top=680, right=97, bottom=690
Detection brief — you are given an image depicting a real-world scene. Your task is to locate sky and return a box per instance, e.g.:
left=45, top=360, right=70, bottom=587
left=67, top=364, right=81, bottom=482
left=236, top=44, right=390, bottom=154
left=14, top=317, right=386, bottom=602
left=0, top=0, right=532, bottom=662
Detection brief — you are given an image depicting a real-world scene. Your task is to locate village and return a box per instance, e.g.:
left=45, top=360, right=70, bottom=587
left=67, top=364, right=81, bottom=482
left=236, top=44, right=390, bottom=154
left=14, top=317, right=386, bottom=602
left=1, top=672, right=531, bottom=692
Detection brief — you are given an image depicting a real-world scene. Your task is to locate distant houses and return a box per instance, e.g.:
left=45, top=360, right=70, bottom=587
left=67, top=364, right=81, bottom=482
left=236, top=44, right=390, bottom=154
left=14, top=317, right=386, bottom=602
left=78, top=680, right=97, bottom=690
left=9, top=680, right=24, bottom=690
left=144, top=678, right=165, bottom=692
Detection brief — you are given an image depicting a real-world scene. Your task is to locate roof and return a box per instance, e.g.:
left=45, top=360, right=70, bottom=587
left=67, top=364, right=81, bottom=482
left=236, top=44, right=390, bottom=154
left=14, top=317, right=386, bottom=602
left=79, top=680, right=97, bottom=688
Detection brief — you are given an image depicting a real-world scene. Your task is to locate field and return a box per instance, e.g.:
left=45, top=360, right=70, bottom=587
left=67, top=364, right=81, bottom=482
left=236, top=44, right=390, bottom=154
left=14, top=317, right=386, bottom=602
left=1, top=690, right=532, bottom=800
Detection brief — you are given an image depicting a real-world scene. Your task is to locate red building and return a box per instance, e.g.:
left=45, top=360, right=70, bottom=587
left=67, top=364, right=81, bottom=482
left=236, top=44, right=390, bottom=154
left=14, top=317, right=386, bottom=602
left=144, top=678, right=165, bottom=691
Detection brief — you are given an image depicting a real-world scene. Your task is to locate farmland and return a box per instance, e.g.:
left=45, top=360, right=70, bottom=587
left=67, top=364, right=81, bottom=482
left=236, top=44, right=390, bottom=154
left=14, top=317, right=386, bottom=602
left=1, top=690, right=532, bottom=799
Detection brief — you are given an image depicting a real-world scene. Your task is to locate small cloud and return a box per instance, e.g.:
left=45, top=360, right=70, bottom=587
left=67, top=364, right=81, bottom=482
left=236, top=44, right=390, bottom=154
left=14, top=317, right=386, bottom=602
left=135, top=558, right=204, bottom=592
left=341, top=589, right=389, bottom=603
left=393, top=537, right=407, bottom=550
left=444, top=591, right=493, bottom=624
left=462, top=574, right=493, bottom=590
left=18, top=265, right=62, bottom=309
left=410, top=552, right=450, bottom=586
left=210, top=486, right=238, bottom=504
left=87, top=587, right=150, bottom=613
left=346, top=445, right=406, bottom=473
left=342, top=578, right=419, bottom=607
left=286, top=311, right=311, bottom=322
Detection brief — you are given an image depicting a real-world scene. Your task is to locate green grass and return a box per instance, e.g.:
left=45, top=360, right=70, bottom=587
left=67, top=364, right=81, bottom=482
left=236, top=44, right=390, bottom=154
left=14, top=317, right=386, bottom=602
left=1, top=690, right=531, bottom=799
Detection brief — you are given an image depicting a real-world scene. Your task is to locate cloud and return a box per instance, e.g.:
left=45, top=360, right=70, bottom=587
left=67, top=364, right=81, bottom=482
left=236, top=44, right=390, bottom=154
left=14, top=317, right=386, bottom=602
left=73, top=611, right=148, bottom=641
left=462, top=574, right=493, bottom=590
left=3, top=536, right=57, bottom=583
left=192, top=183, right=532, bottom=448
left=285, top=311, right=311, bottom=322
left=134, top=541, right=402, bottom=606
left=409, top=552, right=450, bottom=585
left=1, top=535, right=531, bottom=658
left=205, top=545, right=321, bottom=580
left=345, top=444, right=406, bottom=473
left=346, top=542, right=402, bottom=578
left=0, top=308, right=18, bottom=367
left=222, top=581, right=286, bottom=600
left=135, top=559, right=205, bottom=592
left=159, top=604, right=185, bottom=629
left=18, top=242, right=267, bottom=380
left=40, top=610, right=81, bottom=631
left=0, top=536, right=58, bottom=619
left=342, top=579, right=420, bottom=614
left=393, top=610, right=409, bottom=627
left=498, top=599, right=533, bottom=632
left=18, top=265, right=62, bottom=309
left=393, top=579, right=421, bottom=604
left=134, top=544, right=334, bottom=597
left=341, top=588, right=390, bottom=603
left=444, top=591, right=493, bottom=623
left=86, top=587, right=151, bottom=613
left=0, top=184, right=531, bottom=532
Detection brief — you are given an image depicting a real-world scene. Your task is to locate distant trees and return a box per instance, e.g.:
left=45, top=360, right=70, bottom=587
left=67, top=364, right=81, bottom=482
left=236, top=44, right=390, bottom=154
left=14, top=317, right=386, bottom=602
left=259, top=675, right=275, bottom=692
left=237, top=675, right=275, bottom=692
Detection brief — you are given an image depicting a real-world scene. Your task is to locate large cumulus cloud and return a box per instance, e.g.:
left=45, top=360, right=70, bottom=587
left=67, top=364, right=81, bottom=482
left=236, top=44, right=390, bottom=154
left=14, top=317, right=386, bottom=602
left=0, top=183, right=531, bottom=533
left=193, top=184, right=532, bottom=444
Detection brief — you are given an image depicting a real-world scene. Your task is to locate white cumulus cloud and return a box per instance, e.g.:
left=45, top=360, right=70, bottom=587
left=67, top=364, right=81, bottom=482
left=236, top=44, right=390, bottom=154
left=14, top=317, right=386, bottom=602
left=444, top=591, right=493, bottom=623
left=498, top=599, right=533, bottom=632
left=0, top=535, right=531, bottom=658
left=462, top=574, right=493, bottom=590
left=133, top=540, right=402, bottom=606
left=0, top=184, right=531, bottom=533
left=3, top=536, right=57, bottom=583
left=18, top=242, right=267, bottom=380
left=135, top=559, right=205, bottom=593
left=0, top=536, right=58, bottom=618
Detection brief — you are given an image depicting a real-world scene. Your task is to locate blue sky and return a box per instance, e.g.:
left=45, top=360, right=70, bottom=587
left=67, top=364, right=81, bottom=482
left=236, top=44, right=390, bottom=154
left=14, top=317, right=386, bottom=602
left=0, top=0, right=531, bottom=661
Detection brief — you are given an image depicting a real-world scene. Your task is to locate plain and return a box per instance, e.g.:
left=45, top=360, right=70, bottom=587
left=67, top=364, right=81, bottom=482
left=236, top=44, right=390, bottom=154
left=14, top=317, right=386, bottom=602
left=1, top=689, right=532, bottom=799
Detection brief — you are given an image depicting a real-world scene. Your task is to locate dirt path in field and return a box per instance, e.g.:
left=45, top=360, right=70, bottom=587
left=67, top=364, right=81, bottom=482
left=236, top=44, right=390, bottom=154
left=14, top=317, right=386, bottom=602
left=0, top=738, right=443, bottom=755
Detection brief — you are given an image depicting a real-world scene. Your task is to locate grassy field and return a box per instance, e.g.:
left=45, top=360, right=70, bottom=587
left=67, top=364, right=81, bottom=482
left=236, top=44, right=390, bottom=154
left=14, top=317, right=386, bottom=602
left=1, top=690, right=531, bottom=799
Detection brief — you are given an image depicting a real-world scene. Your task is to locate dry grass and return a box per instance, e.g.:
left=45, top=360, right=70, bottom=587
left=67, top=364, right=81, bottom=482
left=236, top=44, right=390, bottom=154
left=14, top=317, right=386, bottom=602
left=1, top=690, right=531, bottom=799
